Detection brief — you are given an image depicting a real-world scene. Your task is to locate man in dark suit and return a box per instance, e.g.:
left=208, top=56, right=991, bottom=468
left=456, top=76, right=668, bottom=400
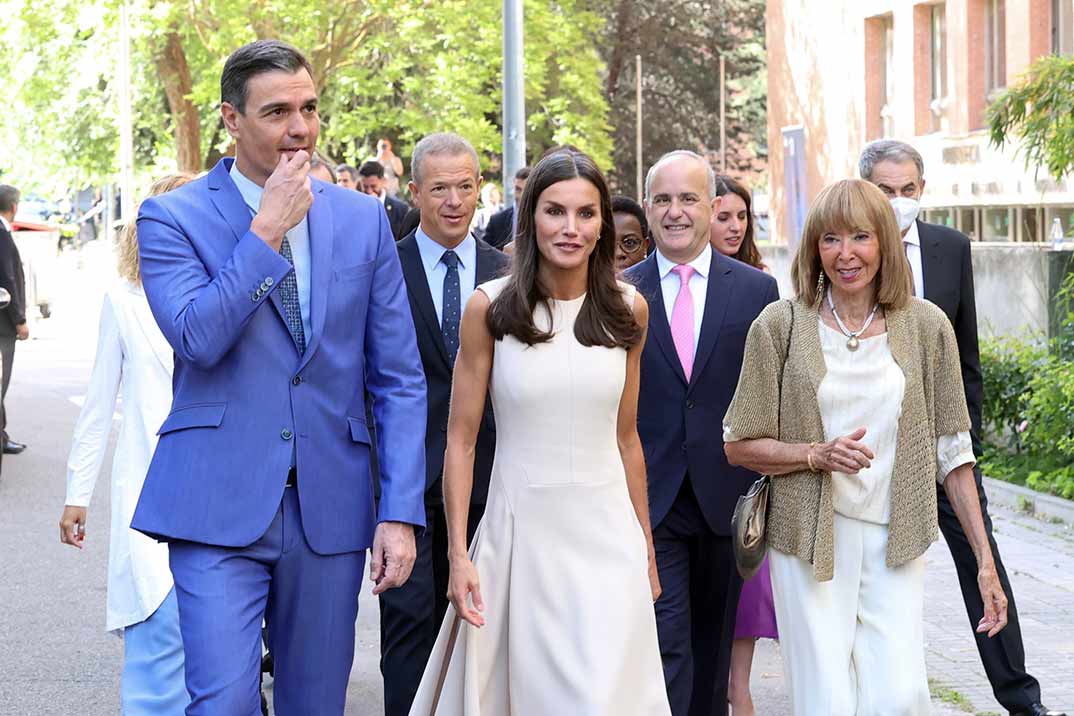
left=861, top=139, right=1065, bottom=716
left=625, top=151, right=778, bottom=716
left=380, top=132, right=509, bottom=716
left=481, top=165, right=530, bottom=250
left=358, top=160, right=410, bottom=240
left=0, top=185, right=28, bottom=456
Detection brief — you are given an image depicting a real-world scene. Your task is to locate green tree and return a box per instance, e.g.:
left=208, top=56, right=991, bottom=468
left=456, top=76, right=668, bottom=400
left=988, top=54, right=1074, bottom=180
left=0, top=0, right=612, bottom=195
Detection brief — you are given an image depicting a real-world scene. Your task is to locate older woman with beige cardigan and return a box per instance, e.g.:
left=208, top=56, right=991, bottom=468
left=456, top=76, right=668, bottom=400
left=722, top=179, right=1007, bottom=715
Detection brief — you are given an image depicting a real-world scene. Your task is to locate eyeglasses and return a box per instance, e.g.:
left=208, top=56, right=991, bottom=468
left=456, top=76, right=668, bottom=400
left=619, top=236, right=646, bottom=254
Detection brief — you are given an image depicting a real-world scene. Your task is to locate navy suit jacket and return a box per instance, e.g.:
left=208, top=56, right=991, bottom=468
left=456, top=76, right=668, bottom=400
left=625, top=251, right=779, bottom=535
left=916, top=220, right=983, bottom=455
left=131, top=158, right=428, bottom=554
left=396, top=231, right=509, bottom=504
left=384, top=195, right=410, bottom=240
left=482, top=206, right=514, bottom=250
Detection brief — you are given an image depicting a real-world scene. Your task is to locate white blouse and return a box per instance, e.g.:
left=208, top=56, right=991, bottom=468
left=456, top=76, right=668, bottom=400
left=723, top=320, right=975, bottom=525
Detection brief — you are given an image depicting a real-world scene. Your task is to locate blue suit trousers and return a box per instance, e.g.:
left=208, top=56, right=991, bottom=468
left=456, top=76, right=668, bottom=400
left=169, top=488, right=365, bottom=715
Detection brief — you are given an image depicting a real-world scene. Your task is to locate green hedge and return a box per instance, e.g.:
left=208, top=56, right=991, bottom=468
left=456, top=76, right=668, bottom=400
left=979, top=273, right=1074, bottom=500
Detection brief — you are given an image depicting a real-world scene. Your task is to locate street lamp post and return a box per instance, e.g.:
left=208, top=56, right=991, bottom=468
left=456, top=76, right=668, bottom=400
left=502, top=0, right=526, bottom=207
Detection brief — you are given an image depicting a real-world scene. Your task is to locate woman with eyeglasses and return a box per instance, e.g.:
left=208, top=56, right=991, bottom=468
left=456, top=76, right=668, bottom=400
left=612, top=195, right=651, bottom=273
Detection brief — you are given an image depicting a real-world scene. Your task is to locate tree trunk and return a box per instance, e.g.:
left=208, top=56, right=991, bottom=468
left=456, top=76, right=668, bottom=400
left=604, top=0, right=634, bottom=98
left=154, top=29, right=202, bottom=173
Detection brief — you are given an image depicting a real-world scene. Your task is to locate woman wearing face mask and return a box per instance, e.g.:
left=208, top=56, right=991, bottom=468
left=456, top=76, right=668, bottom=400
left=722, top=179, right=1007, bottom=715
left=710, top=176, right=767, bottom=271
left=408, top=148, right=671, bottom=715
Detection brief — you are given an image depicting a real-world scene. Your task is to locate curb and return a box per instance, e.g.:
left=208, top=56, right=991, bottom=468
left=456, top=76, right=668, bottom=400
left=983, top=476, right=1074, bottom=524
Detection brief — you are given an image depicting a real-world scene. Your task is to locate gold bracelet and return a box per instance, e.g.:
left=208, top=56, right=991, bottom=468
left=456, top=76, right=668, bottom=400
left=807, top=442, right=817, bottom=472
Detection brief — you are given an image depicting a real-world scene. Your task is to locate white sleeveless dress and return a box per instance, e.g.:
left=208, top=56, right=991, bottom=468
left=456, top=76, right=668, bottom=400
left=408, top=277, right=672, bottom=716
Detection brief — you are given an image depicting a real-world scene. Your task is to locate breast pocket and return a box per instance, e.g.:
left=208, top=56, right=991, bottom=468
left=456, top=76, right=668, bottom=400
left=335, top=260, right=375, bottom=284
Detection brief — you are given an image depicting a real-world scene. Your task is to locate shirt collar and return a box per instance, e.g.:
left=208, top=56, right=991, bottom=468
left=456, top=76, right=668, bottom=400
left=377, top=190, right=387, bottom=204
left=415, top=226, right=476, bottom=274
left=655, top=243, right=712, bottom=280
left=0, top=215, right=11, bottom=232
left=903, top=219, right=921, bottom=247
left=228, top=160, right=264, bottom=215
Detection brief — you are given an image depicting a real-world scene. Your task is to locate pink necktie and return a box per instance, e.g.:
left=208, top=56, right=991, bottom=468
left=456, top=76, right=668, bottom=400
left=670, top=265, right=696, bottom=381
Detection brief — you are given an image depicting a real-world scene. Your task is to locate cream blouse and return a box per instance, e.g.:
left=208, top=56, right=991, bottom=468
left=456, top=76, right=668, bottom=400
left=724, top=319, right=976, bottom=526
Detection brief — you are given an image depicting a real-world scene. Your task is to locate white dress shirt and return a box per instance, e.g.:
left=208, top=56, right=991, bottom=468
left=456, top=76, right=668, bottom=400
left=65, top=281, right=175, bottom=633
left=0, top=215, right=11, bottom=232
left=414, top=227, right=477, bottom=326
left=229, top=162, right=312, bottom=341
left=903, top=221, right=925, bottom=298
left=654, top=243, right=712, bottom=353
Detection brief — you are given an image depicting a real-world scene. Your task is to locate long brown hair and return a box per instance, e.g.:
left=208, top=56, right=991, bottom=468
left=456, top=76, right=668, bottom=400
left=117, top=172, right=196, bottom=283
left=487, top=149, right=642, bottom=348
left=714, top=175, right=765, bottom=270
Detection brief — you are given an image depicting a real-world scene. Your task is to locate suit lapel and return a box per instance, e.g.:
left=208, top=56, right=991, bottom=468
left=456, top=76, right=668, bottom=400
left=635, top=255, right=688, bottom=386
left=689, top=252, right=732, bottom=393
left=297, top=183, right=333, bottom=372
left=208, top=159, right=291, bottom=333
left=917, top=220, right=942, bottom=300
left=399, top=235, right=451, bottom=367
left=130, top=285, right=174, bottom=376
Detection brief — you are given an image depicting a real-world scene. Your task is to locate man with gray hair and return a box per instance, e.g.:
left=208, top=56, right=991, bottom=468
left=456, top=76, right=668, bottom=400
left=0, top=184, right=28, bottom=457
left=860, top=139, right=1063, bottom=716
left=624, top=151, right=778, bottom=716
left=379, top=132, right=509, bottom=716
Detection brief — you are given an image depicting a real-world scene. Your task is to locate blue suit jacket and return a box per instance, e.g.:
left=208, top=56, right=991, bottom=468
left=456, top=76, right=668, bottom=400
left=131, top=158, right=427, bottom=555
left=625, top=251, right=779, bottom=535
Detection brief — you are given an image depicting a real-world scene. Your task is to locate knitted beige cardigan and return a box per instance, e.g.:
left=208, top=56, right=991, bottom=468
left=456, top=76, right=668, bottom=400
left=723, top=297, right=971, bottom=581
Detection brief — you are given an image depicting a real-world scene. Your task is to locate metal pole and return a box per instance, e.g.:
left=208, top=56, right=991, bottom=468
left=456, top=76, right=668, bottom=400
left=502, top=0, right=526, bottom=207
left=719, top=55, right=727, bottom=173
left=635, top=54, right=643, bottom=203
left=118, top=2, right=135, bottom=225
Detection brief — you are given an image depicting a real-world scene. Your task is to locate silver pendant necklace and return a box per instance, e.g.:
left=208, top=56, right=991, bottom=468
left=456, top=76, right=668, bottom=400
left=827, top=289, right=878, bottom=351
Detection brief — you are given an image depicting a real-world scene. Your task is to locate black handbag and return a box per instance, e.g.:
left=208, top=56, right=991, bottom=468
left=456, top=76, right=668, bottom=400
left=731, top=300, right=794, bottom=581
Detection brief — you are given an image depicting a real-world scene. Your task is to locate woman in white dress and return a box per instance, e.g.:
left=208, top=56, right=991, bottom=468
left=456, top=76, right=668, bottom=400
left=408, top=148, right=672, bottom=715
left=58, top=174, right=193, bottom=715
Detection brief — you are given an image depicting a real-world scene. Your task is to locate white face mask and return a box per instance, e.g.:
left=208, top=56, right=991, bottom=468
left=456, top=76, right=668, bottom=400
left=889, top=196, right=921, bottom=232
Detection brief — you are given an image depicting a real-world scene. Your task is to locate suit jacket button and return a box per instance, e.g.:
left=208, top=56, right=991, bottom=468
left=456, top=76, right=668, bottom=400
left=292, top=375, right=302, bottom=386
left=251, top=292, right=259, bottom=302
left=681, top=443, right=687, bottom=453
left=260, top=281, right=269, bottom=292
left=265, top=276, right=274, bottom=287
left=281, top=429, right=293, bottom=440
left=686, top=400, right=695, bottom=409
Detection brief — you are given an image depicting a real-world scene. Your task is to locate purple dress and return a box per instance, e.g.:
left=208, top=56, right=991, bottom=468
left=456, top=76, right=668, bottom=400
left=734, top=555, right=778, bottom=640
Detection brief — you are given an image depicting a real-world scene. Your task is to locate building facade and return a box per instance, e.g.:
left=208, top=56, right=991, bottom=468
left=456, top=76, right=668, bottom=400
left=767, top=0, right=1074, bottom=246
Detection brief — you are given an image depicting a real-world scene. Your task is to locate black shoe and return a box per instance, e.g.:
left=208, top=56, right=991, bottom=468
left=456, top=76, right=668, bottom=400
left=2, top=440, right=25, bottom=454
left=1012, top=704, right=1067, bottom=716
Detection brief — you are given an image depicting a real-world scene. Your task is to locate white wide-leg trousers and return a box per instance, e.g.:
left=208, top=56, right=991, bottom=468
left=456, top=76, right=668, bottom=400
left=769, top=513, right=930, bottom=716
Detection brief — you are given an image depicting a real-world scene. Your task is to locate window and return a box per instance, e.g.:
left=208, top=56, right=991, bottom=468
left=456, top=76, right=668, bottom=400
left=880, top=16, right=896, bottom=136
left=985, top=0, right=1006, bottom=93
left=1054, top=0, right=1074, bottom=54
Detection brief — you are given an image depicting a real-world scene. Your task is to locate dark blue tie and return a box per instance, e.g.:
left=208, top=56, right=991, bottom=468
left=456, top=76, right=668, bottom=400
left=279, top=235, right=306, bottom=354
left=441, top=250, right=461, bottom=363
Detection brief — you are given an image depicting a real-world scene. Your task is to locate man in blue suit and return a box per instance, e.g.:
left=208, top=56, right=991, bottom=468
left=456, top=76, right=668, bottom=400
left=624, top=151, right=778, bottom=716
left=131, top=40, right=427, bottom=715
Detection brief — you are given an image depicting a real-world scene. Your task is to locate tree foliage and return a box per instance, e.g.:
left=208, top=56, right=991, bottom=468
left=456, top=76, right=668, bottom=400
left=593, top=0, right=768, bottom=197
left=988, top=54, right=1074, bottom=181
left=0, top=0, right=612, bottom=195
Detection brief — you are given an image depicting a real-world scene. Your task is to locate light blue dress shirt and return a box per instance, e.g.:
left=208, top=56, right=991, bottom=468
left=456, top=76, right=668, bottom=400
left=414, top=227, right=477, bottom=327
left=229, top=161, right=312, bottom=341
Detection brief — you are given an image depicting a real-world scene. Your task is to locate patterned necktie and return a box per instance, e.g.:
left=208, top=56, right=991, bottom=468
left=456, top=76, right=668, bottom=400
left=279, top=235, right=306, bottom=354
left=670, top=264, right=696, bottom=381
left=441, top=250, right=461, bottom=364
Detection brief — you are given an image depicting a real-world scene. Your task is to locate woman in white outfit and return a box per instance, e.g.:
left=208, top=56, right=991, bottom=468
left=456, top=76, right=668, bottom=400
left=408, top=148, right=671, bottom=715
left=59, top=174, right=193, bottom=715
left=722, top=179, right=1008, bottom=715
